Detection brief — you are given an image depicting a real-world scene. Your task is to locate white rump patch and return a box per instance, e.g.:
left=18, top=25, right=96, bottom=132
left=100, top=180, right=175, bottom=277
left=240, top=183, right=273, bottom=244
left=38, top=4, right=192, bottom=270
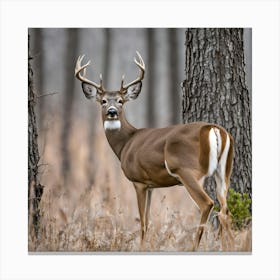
left=104, top=120, right=121, bottom=131
left=208, top=127, right=222, bottom=176
left=216, top=133, right=230, bottom=197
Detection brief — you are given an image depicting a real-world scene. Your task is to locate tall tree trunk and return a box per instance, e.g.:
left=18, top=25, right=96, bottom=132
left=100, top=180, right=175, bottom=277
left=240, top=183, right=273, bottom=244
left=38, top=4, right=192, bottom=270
left=146, top=28, right=156, bottom=127
left=183, top=28, right=251, bottom=200
left=61, top=28, right=79, bottom=184
left=28, top=34, right=44, bottom=237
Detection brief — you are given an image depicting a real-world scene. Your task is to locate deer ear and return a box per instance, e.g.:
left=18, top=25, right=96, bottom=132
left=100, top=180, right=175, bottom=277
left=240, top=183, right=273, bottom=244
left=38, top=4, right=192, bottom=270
left=82, top=82, right=102, bottom=101
left=123, top=81, right=142, bottom=101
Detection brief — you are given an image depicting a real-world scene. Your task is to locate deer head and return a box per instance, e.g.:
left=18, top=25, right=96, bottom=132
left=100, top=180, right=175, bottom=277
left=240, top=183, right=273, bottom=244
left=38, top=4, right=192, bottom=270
left=75, top=52, right=145, bottom=130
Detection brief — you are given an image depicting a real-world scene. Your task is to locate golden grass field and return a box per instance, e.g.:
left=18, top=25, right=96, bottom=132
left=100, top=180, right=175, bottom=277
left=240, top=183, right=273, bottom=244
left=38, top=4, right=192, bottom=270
left=28, top=116, right=252, bottom=253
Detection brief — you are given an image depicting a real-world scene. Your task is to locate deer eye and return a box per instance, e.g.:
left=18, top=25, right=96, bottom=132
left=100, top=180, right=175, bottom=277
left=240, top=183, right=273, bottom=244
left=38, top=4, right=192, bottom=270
left=118, top=99, right=123, bottom=105
left=102, top=99, right=107, bottom=105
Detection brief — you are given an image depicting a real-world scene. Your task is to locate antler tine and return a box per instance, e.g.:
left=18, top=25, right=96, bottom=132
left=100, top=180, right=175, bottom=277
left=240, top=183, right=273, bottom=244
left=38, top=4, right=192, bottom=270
left=75, top=55, right=105, bottom=91
left=135, top=51, right=145, bottom=70
left=75, top=55, right=87, bottom=76
left=121, top=51, right=145, bottom=91
left=100, top=74, right=104, bottom=88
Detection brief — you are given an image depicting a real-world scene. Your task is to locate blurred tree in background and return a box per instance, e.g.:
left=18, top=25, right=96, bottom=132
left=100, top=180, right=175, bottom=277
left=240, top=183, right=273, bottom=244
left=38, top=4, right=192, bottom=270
left=61, top=29, right=79, bottom=183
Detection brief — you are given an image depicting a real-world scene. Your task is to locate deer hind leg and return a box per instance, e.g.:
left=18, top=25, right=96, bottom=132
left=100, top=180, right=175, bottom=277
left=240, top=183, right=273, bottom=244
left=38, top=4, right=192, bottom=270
left=176, top=169, right=214, bottom=251
left=215, top=173, right=234, bottom=250
left=215, top=133, right=234, bottom=251
left=133, top=183, right=152, bottom=250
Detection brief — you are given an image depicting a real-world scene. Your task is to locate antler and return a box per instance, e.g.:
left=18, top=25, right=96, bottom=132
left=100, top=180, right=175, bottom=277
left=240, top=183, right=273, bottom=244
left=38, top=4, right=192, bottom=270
left=120, top=51, right=145, bottom=92
left=75, top=55, right=105, bottom=92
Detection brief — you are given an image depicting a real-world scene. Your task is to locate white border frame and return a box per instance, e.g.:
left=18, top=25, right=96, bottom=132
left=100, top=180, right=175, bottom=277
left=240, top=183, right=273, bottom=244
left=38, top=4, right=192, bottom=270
left=1, top=1, right=279, bottom=279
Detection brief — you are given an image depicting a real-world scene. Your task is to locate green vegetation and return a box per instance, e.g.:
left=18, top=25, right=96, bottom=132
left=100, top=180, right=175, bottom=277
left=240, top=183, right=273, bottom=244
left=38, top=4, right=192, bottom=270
left=215, top=188, right=252, bottom=230
left=228, top=188, right=251, bottom=229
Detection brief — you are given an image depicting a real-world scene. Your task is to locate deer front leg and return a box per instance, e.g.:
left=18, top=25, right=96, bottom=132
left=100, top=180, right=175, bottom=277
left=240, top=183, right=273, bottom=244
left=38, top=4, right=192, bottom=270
left=133, top=183, right=150, bottom=249
left=145, top=188, right=153, bottom=233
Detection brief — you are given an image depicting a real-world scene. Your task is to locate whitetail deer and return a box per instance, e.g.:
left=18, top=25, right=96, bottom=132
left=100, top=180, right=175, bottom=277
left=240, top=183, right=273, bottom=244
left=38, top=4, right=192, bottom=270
left=75, top=52, right=234, bottom=251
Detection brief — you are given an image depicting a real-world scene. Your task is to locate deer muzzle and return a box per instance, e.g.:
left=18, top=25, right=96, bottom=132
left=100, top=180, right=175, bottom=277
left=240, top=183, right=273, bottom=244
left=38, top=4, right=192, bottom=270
left=107, top=107, right=118, bottom=119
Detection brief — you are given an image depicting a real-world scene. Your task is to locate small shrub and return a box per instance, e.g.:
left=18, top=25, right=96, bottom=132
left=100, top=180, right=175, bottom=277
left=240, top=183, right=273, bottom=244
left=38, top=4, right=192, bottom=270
left=214, top=188, right=252, bottom=230
left=227, top=188, right=251, bottom=229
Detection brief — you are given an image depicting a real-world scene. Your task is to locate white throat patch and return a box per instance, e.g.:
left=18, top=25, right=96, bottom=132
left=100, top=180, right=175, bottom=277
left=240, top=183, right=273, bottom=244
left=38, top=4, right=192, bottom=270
left=104, top=120, right=121, bottom=131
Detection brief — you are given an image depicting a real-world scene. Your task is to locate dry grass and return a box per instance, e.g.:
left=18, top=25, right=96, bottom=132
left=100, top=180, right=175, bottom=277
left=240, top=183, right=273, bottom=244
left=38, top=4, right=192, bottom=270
left=29, top=116, right=252, bottom=253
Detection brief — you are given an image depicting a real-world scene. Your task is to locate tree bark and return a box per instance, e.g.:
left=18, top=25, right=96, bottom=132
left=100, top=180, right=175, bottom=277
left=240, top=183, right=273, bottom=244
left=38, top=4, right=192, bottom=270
left=28, top=34, right=44, bottom=237
left=183, top=28, right=251, bottom=199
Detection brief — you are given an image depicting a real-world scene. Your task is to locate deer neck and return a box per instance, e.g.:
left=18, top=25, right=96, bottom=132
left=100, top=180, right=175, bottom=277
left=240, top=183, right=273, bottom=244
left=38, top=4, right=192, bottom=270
left=103, top=112, right=137, bottom=160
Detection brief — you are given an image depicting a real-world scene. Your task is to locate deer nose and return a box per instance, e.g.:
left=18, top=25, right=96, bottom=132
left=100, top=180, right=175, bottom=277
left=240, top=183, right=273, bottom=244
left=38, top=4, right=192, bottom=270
left=107, top=107, right=118, bottom=117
